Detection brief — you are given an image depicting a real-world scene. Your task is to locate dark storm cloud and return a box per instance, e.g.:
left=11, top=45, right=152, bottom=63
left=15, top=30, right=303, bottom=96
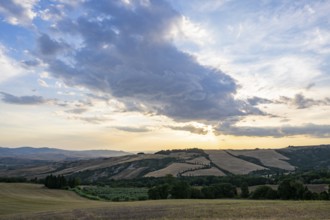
left=0, top=92, right=48, bottom=105
left=36, top=0, right=262, bottom=122
left=216, top=119, right=330, bottom=138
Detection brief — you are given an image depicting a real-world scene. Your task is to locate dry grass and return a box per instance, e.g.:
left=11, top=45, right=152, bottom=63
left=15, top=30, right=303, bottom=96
left=186, top=156, right=211, bottom=165
left=182, top=167, right=226, bottom=177
left=229, top=149, right=295, bottom=171
left=111, top=167, right=147, bottom=180
left=0, top=183, right=102, bottom=216
left=206, top=150, right=267, bottom=174
left=0, top=165, right=56, bottom=178
left=53, top=154, right=170, bottom=176
left=144, top=162, right=204, bottom=177
left=1, top=183, right=330, bottom=220
left=168, top=152, right=199, bottom=160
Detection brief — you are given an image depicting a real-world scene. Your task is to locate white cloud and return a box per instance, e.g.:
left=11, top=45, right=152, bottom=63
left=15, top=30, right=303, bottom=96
left=39, top=4, right=65, bottom=21
left=0, top=46, right=26, bottom=83
left=34, top=0, right=262, bottom=123
left=170, top=0, right=230, bottom=13
left=0, top=0, right=38, bottom=26
left=37, top=79, right=49, bottom=87
left=169, top=16, right=215, bottom=47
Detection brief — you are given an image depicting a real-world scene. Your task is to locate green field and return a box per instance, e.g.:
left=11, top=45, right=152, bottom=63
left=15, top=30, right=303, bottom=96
left=74, top=185, right=148, bottom=201
left=1, top=183, right=330, bottom=220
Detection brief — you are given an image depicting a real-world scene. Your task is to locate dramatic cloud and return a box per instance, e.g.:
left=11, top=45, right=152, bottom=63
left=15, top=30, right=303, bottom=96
left=35, top=0, right=261, bottom=122
left=0, top=92, right=48, bottom=105
left=0, top=0, right=37, bottom=26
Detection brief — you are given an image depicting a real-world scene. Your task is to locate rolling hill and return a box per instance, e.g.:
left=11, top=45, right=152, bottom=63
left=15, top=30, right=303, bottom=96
left=0, top=146, right=132, bottom=161
left=0, top=145, right=330, bottom=182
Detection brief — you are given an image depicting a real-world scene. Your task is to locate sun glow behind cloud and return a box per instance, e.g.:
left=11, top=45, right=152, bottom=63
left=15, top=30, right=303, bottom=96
left=0, top=0, right=330, bottom=151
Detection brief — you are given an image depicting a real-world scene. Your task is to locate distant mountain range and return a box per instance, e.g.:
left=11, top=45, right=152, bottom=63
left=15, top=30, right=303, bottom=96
left=0, top=145, right=330, bottom=181
left=0, top=146, right=132, bottom=161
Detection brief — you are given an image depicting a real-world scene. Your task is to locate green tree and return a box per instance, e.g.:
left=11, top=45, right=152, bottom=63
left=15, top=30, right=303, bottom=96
left=148, top=184, right=170, bottom=200
left=148, top=186, right=161, bottom=200
left=303, top=189, right=313, bottom=200
left=190, top=187, right=203, bottom=199
left=44, top=174, right=67, bottom=189
left=201, top=186, right=215, bottom=199
left=213, top=183, right=237, bottom=198
left=250, top=185, right=277, bottom=200
left=68, top=177, right=81, bottom=188
left=170, top=181, right=191, bottom=199
left=240, top=182, right=249, bottom=198
left=319, top=191, right=329, bottom=200
left=278, top=179, right=306, bottom=200
left=201, top=183, right=236, bottom=199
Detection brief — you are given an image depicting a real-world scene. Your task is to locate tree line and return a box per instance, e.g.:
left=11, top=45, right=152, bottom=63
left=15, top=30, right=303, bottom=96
left=148, top=175, right=330, bottom=200
left=44, top=174, right=81, bottom=189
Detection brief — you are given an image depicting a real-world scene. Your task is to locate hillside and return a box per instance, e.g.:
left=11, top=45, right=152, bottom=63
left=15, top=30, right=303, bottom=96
left=1, top=183, right=330, bottom=220
left=0, top=147, right=131, bottom=161
left=0, top=183, right=107, bottom=218
left=0, top=145, right=330, bottom=181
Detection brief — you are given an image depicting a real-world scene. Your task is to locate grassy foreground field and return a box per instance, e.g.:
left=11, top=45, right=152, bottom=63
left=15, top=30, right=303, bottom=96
left=1, top=183, right=330, bottom=220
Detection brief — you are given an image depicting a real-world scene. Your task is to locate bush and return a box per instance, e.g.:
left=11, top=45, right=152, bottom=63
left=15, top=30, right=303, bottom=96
left=138, top=196, right=148, bottom=201
left=112, top=197, right=120, bottom=202
left=319, top=191, right=329, bottom=200
left=278, top=179, right=307, bottom=200
left=190, top=187, right=204, bottom=199
left=240, top=182, right=249, bottom=198
left=202, top=183, right=237, bottom=199
left=250, top=186, right=277, bottom=199
left=171, top=181, right=191, bottom=199
left=148, top=184, right=170, bottom=200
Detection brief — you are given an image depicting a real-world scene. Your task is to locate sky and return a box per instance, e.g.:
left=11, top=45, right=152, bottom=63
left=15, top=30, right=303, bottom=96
left=0, top=0, right=330, bottom=151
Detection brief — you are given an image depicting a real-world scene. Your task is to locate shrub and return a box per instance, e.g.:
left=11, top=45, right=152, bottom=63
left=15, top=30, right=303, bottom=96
left=240, top=182, right=249, bottom=198
left=278, top=179, right=307, bottom=200
left=170, top=181, right=191, bottom=199
left=250, top=186, right=277, bottom=200
left=202, top=183, right=237, bottom=199
left=148, top=184, right=170, bottom=200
